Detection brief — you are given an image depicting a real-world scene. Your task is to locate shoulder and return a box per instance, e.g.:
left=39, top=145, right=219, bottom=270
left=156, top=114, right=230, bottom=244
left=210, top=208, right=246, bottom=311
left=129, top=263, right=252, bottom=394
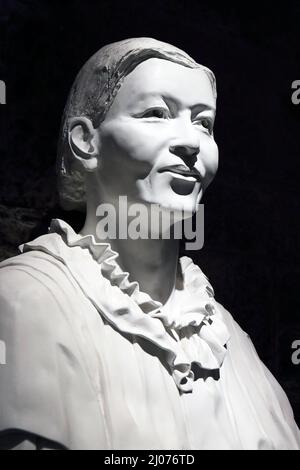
left=0, top=250, right=80, bottom=355
left=214, top=299, right=245, bottom=334
left=0, top=253, right=109, bottom=450
left=0, top=245, right=79, bottom=305
left=213, top=299, right=265, bottom=365
left=0, top=252, right=50, bottom=301
left=0, top=251, right=63, bottom=318
left=0, top=251, right=90, bottom=447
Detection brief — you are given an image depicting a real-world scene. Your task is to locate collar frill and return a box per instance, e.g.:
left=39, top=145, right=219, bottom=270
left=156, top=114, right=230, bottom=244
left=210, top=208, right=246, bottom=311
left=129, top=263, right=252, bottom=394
left=21, top=219, right=230, bottom=393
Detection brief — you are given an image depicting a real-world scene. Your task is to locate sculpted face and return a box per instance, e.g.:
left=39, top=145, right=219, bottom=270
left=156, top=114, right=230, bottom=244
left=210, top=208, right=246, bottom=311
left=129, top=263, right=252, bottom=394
left=95, top=58, right=218, bottom=214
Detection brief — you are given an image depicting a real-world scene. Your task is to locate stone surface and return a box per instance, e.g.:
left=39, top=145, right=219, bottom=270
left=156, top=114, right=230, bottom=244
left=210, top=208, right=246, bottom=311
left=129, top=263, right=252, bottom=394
left=0, top=0, right=299, bottom=426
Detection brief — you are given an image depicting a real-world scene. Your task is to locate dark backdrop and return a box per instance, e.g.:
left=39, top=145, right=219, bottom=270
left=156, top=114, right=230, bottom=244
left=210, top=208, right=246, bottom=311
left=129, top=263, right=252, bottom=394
left=0, top=0, right=299, bottom=426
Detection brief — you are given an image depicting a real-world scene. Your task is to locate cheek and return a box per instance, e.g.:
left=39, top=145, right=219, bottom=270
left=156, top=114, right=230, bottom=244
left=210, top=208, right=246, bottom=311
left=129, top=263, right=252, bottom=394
left=199, top=139, right=219, bottom=187
left=207, top=140, right=219, bottom=174
left=100, top=120, right=163, bottom=164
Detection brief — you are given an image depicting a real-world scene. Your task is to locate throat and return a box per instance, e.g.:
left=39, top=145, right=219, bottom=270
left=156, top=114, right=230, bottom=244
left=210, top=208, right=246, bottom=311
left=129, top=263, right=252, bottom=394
left=109, top=237, right=180, bottom=305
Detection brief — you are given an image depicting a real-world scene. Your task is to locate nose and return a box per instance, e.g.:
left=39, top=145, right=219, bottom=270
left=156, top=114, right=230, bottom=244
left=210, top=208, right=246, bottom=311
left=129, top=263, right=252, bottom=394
left=169, top=144, right=199, bottom=168
left=169, top=144, right=199, bottom=158
left=169, top=122, right=200, bottom=167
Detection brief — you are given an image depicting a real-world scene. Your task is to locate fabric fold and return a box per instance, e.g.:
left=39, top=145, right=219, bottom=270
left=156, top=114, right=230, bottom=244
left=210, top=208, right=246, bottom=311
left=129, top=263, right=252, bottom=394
left=20, top=218, right=230, bottom=393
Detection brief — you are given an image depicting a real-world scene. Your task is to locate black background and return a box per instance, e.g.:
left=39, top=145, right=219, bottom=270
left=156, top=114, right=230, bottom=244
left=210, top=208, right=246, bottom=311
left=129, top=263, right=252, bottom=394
left=0, top=0, right=300, bottom=427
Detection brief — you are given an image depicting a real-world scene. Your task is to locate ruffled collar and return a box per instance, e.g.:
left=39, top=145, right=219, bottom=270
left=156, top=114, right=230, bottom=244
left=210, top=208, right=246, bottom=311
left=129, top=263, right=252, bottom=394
left=50, top=219, right=163, bottom=315
left=20, top=218, right=230, bottom=393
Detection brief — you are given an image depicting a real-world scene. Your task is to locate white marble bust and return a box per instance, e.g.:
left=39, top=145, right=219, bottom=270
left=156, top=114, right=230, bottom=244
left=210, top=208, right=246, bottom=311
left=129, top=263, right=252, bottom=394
left=0, top=38, right=299, bottom=450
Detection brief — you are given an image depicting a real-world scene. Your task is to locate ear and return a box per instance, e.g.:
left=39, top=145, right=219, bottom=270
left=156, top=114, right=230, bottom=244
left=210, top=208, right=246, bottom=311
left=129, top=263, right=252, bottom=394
left=68, top=117, right=100, bottom=172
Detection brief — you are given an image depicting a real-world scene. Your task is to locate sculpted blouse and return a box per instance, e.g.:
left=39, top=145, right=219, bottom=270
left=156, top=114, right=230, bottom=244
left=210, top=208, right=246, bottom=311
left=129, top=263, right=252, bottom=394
left=0, top=219, right=299, bottom=449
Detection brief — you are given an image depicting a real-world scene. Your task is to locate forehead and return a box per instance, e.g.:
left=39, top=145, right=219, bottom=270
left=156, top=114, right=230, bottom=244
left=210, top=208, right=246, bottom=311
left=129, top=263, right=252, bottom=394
left=109, top=57, right=216, bottom=112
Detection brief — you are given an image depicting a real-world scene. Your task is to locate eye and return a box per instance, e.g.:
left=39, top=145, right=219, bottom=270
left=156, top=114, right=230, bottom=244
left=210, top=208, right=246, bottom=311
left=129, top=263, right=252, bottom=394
left=194, top=117, right=213, bottom=134
left=142, top=107, right=169, bottom=119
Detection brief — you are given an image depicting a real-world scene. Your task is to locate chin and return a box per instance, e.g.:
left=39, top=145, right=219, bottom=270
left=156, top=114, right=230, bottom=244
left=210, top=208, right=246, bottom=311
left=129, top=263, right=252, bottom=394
left=169, top=186, right=203, bottom=213
left=158, top=196, right=199, bottom=221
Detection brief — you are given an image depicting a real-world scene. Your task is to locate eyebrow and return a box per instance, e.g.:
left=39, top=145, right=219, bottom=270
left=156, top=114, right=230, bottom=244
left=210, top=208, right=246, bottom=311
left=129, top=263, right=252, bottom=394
left=135, top=92, right=216, bottom=113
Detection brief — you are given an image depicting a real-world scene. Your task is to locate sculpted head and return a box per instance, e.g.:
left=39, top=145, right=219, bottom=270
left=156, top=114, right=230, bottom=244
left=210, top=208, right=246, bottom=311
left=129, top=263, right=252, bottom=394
left=57, top=37, right=218, bottom=216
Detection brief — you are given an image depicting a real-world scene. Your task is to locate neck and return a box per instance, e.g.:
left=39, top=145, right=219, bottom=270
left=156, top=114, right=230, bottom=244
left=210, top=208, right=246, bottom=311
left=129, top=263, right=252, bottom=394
left=110, top=237, right=179, bottom=305
left=80, top=197, right=180, bottom=305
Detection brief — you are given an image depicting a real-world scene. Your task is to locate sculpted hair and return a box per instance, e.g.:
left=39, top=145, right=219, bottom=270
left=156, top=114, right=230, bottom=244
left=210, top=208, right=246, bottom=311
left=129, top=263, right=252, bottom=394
left=57, top=37, right=217, bottom=210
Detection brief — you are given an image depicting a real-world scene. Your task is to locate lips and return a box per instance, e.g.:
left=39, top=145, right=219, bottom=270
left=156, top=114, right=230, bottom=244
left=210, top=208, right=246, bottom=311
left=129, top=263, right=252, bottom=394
left=158, top=165, right=201, bottom=182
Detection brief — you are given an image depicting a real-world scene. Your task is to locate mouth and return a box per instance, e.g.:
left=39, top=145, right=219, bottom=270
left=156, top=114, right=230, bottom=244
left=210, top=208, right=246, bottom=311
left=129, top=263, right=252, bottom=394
left=158, top=165, right=202, bottom=182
